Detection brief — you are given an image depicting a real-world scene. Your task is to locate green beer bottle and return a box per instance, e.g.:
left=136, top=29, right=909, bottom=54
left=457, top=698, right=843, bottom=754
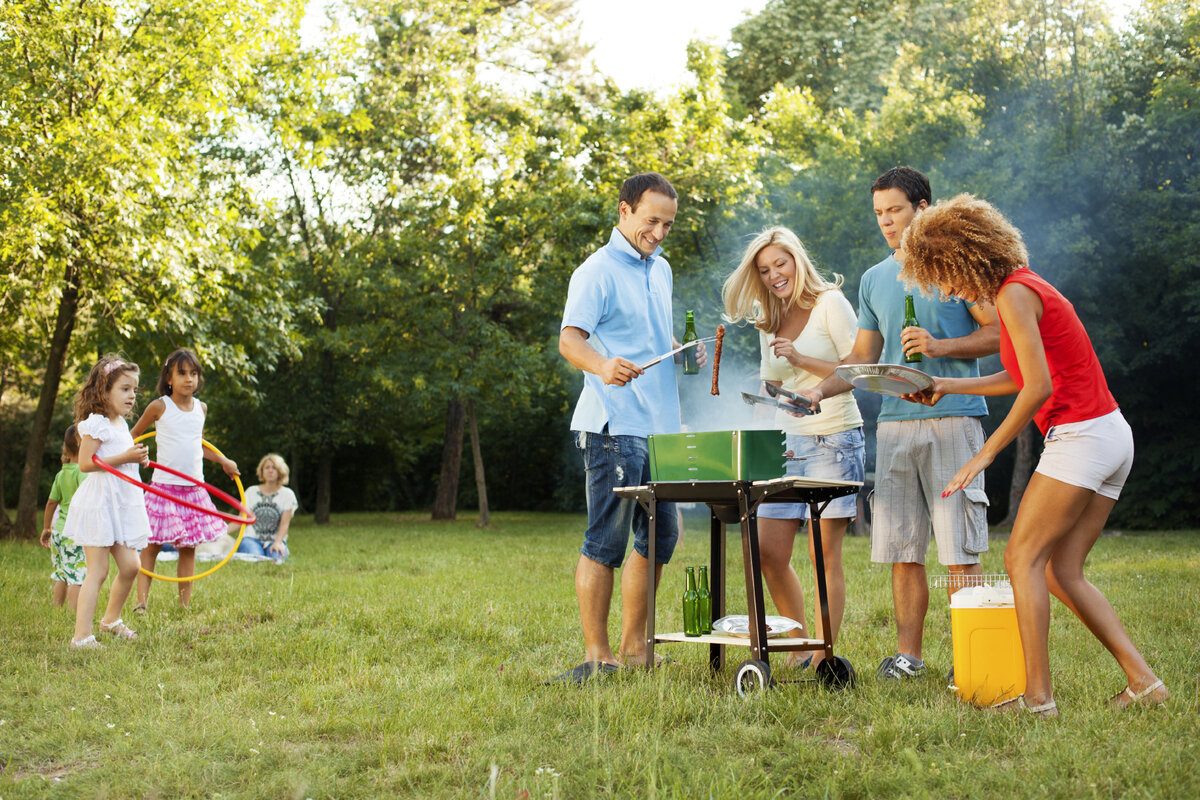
left=682, top=310, right=699, bottom=375
left=683, top=566, right=700, bottom=636
left=903, top=295, right=923, bottom=363
left=697, top=566, right=712, bottom=635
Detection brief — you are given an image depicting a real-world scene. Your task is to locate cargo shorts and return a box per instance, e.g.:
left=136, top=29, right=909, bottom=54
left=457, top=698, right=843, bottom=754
left=870, top=417, right=990, bottom=566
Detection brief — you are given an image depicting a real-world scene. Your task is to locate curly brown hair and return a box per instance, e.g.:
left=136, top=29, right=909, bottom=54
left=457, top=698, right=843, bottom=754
left=74, top=354, right=140, bottom=422
left=899, top=193, right=1029, bottom=302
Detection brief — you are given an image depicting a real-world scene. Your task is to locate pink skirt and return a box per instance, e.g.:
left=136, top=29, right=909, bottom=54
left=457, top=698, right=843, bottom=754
left=145, top=482, right=228, bottom=547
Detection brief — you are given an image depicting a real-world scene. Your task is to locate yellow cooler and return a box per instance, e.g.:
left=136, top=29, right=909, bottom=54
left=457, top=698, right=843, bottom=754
left=949, top=583, right=1026, bottom=706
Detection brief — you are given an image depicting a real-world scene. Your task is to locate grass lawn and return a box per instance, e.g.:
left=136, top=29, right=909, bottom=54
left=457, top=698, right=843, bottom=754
left=1, top=510, right=1197, bottom=799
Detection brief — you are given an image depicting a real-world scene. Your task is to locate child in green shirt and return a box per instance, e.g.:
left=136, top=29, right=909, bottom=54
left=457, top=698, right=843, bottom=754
left=40, top=425, right=87, bottom=610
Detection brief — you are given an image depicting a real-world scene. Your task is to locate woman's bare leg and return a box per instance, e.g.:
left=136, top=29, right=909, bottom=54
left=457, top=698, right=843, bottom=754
left=758, top=516, right=809, bottom=665
left=1004, top=473, right=1096, bottom=706
left=806, top=517, right=848, bottom=666
left=1044, top=492, right=1167, bottom=705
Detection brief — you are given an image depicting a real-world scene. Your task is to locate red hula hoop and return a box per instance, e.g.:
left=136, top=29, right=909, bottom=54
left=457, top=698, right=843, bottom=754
left=92, top=456, right=256, bottom=526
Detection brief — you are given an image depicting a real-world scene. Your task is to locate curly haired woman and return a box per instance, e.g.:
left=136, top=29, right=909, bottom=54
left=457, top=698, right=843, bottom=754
left=898, top=194, right=1167, bottom=718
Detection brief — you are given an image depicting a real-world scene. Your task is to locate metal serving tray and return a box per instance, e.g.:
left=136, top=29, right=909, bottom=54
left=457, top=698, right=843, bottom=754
left=647, top=430, right=786, bottom=482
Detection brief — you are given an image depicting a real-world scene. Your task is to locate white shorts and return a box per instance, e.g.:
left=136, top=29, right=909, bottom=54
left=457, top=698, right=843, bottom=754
left=1035, top=408, right=1133, bottom=500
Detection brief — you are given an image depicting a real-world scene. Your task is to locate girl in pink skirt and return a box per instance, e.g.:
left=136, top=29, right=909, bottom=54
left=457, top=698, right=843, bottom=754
left=132, top=348, right=239, bottom=610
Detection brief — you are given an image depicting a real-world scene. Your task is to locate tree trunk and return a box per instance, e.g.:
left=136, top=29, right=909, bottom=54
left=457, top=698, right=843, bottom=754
left=1001, top=423, right=1038, bottom=527
left=432, top=399, right=465, bottom=520
left=467, top=399, right=490, bottom=528
left=0, top=366, right=11, bottom=537
left=16, top=262, right=80, bottom=537
left=315, top=448, right=332, bottom=524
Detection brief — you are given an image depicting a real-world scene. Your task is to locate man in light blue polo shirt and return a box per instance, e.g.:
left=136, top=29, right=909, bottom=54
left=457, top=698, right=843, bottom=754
left=800, top=167, right=1000, bottom=682
left=551, top=172, right=703, bottom=684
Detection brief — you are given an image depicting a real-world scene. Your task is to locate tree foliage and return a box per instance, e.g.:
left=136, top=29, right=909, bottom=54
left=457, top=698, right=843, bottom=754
left=2, top=0, right=1196, bottom=529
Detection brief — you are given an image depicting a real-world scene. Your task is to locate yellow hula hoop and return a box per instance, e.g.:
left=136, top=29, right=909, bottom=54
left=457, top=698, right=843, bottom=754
left=134, top=432, right=250, bottom=583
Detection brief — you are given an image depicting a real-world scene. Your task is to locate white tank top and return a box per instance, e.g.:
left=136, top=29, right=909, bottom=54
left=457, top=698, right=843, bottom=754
left=151, top=395, right=205, bottom=485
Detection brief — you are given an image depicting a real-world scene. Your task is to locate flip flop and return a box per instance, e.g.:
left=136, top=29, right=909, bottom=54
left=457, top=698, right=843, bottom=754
left=1110, top=679, right=1166, bottom=708
left=545, top=661, right=620, bottom=685
left=991, top=694, right=1058, bottom=719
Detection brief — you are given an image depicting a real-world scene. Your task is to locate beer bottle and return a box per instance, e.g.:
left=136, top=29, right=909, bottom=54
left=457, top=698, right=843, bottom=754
left=682, top=310, right=699, bottom=375
left=903, top=295, right=923, bottom=363
left=697, top=566, right=712, bottom=634
left=683, top=566, right=700, bottom=636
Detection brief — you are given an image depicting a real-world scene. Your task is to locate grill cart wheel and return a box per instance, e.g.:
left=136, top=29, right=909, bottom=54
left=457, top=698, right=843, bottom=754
left=816, top=655, right=856, bottom=690
left=735, top=659, right=773, bottom=696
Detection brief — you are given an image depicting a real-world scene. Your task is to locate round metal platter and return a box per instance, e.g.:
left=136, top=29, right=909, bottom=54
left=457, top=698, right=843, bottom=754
left=835, top=364, right=934, bottom=397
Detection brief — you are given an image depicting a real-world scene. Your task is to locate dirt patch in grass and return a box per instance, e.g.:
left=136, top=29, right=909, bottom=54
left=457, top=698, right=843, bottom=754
left=6, top=758, right=96, bottom=782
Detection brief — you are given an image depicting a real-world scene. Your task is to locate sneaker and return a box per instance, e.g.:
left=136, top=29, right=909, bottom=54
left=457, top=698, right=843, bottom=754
left=946, top=666, right=955, bottom=688
left=876, top=653, right=925, bottom=680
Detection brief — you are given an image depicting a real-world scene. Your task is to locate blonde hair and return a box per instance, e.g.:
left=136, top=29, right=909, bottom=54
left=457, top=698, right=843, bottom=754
left=900, top=193, right=1029, bottom=302
left=722, top=227, right=843, bottom=333
left=256, top=453, right=290, bottom=485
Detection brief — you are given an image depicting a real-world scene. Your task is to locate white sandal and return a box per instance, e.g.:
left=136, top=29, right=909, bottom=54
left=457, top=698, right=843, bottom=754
left=1111, top=678, right=1166, bottom=708
left=70, top=635, right=103, bottom=650
left=991, top=694, right=1059, bottom=718
left=100, top=618, right=138, bottom=640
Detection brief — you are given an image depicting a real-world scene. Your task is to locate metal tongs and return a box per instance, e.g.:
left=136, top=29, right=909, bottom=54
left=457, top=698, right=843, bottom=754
left=639, top=335, right=717, bottom=370
left=741, top=383, right=819, bottom=416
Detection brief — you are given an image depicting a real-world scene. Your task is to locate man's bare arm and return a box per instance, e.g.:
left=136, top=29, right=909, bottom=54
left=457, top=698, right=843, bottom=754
left=901, top=299, right=1001, bottom=360
left=559, top=326, right=644, bottom=387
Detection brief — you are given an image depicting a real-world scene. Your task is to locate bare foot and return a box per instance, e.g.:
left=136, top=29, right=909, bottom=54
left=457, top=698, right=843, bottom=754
left=619, top=651, right=671, bottom=668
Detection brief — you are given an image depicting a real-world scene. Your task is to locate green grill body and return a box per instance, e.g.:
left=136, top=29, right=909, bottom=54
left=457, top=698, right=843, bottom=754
left=647, top=430, right=787, bottom=482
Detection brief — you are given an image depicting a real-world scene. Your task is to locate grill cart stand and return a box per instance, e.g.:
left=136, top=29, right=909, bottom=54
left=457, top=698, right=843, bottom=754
left=614, top=476, right=862, bottom=696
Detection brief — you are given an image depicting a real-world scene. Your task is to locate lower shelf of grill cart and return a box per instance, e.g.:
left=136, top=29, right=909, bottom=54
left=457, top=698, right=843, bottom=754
left=655, top=632, right=826, bottom=649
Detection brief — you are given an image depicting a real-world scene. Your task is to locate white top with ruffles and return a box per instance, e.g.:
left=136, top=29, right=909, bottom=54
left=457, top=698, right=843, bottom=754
left=61, top=414, right=152, bottom=549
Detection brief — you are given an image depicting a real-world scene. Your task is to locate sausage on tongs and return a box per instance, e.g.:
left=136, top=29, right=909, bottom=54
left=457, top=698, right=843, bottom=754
left=711, top=324, right=725, bottom=396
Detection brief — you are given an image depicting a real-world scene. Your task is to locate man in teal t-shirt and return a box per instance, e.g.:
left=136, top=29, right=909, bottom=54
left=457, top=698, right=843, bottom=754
left=800, top=167, right=1000, bottom=683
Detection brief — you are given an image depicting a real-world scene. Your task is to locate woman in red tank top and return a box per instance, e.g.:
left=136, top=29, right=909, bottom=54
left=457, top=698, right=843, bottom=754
left=895, top=194, right=1166, bottom=717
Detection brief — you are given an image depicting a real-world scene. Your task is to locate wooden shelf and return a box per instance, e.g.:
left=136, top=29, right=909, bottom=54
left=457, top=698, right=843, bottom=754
left=655, top=631, right=826, bottom=650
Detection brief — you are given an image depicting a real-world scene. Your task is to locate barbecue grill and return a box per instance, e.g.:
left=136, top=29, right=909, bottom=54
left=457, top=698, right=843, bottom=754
left=616, top=457, right=862, bottom=696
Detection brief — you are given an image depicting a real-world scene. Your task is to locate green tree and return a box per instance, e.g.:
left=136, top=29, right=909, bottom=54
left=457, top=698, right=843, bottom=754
left=0, top=0, right=304, bottom=536
left=723, top=0, right=920, bottom=116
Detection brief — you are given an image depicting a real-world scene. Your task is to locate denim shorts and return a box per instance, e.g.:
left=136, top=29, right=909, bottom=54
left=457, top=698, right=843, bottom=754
left=758, top=427, right=865, bottom=521
left=574, top=430, right=679, bottom=569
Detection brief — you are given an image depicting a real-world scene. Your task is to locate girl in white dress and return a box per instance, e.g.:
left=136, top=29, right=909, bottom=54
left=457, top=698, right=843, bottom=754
left=62, top=355, right=153, bottom=649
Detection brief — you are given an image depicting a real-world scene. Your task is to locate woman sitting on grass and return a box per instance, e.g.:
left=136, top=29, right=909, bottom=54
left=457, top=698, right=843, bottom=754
left=897, top=194, right=1167, bottom=717
left=230, top=453, right=297, bottom=561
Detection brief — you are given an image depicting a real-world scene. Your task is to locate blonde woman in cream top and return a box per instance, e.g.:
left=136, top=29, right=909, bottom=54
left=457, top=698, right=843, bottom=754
left=723, top=226, right=865, bottom=670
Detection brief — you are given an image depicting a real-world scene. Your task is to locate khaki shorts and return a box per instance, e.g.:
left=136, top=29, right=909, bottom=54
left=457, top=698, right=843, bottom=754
left=870, top=417, right=989, bottom=566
